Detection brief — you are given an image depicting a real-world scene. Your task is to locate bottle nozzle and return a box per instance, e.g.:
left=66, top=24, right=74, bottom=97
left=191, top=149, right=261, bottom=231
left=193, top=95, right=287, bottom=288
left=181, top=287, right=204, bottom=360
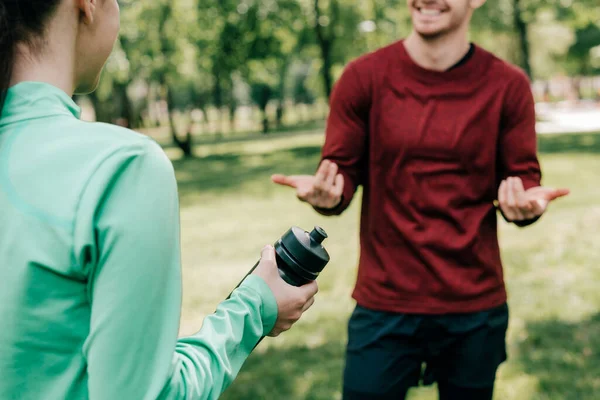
left=309, top=226, right=328, bottom=244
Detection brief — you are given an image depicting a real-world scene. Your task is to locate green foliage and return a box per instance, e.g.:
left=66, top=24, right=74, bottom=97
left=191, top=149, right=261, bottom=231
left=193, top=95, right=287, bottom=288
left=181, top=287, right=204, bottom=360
left=87, top=0, right=600, bottom=131
left=564, top=23, right=600, bottom=76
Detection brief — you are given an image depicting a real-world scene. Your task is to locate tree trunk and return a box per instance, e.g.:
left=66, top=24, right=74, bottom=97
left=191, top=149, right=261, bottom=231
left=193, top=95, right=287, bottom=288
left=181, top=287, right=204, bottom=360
left=573, top=77, right=583, bottom=100
left=132, top=94, right=147, bottom=129
left=542, top=80, right=550, bottom=102
left=198, top=106, right=207, bottom=135
left=228, top=101, right=237, bottom=134
left=261, top=107, right=269, bottom=134
left=276, top=60, right=289, bottom=129
left=146, top=86, right=159, bottom=128
left=513, top=0, right=532, bottom=79
left=276, top=103, right=284, bottom=129
left=165, top=83, right=193, bottom=157
left=212, top=67, right=223, bottom=111
left=314, top=0, right=335, bottom=99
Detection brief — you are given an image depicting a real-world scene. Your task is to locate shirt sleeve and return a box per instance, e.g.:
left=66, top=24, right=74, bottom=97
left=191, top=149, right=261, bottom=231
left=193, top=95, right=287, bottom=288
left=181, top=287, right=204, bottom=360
left=316, top=61, right=370, bottom=216
left=497, top=70, right=543, bottom=227
left=73, top=139, right=278, bottom=400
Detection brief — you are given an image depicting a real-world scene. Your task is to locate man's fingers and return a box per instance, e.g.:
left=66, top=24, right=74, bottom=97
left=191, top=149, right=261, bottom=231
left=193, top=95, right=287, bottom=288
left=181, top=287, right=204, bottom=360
left=499, top=180, right=518, bottom=221
left=314, top=161, right=329, bottom=189
left=530, top=199, right=546, bottom=216
left=332, top=174, right=344, bottom=198
left=522, top=210, right=537, bottom=220
left=510, top=177, right=525, bottom=211
left=525, top=187, right=570, bottom=213
left=317, top=161, right=336, bottom=193
left=297, top=188, right=312, bottom=203
left=324, top=162, right=338, bottom=189
left=500, top=179, right=570, bottom=221
left=544, top=188, right=570, bottom=201
left=498, top=180, right=510, bottom=217
left=526, top=186, right=570, bottom=199
left=513, top=208, right=525, bottom=220
left=507, top=178, right=516, bottom=208
left=498, top=180, right=507, bottom=206
left=513, top=177, right=532, bottom=211
left=537, top=188, right=569, bottom=216
left=503, top=210, right=517, bottom=221
left=271, top=174, right=298, bottom=188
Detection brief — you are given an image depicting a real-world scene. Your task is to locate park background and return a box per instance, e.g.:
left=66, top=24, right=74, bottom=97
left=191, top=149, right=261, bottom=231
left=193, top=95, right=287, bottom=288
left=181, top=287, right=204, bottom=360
left=77, top=1, right=600, bottom=399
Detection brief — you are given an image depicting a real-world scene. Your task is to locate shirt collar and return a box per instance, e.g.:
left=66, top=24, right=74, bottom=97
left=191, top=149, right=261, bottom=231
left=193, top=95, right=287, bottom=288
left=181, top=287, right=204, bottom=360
left=0, top=81, right=81, bottom=127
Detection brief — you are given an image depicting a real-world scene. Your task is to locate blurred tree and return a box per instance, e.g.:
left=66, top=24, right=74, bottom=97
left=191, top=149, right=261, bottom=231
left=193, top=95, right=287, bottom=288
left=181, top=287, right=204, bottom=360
left=196, top=0, right=250, bottom=133
left=81, top=0, right=600, bottom=139
left=298, top=0, right=363, bottom=99
left=512, top=0, right=600, bottom=80
left=151, top=1, right=195, bottom=155
left=513, top=0, right=532, bottom=78
left=241, top=0, right=308, bottom=132
left=562, top=23, right=600, bottom=98
left=363, top=0, right=410, bottom=50
left=312, top=0, right=337, bottom=99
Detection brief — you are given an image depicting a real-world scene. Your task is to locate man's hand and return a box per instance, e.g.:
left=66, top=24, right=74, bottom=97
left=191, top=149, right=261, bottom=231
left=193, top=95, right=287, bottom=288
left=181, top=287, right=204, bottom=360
left=498, top=177, right=570, bottom=221
left=271, top=160, right=344, bottom=210
left=252, top=246, right=319, bottom=337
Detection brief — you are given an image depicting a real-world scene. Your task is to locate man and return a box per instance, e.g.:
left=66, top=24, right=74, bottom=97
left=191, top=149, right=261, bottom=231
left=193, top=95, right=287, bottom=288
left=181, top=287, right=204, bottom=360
left=272, top=0, right=569, bottom=399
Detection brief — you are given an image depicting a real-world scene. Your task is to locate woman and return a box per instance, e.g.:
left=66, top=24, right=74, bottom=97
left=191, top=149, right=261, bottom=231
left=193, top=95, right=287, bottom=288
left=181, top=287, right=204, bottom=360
left=0, top=1, right=318, bottom=399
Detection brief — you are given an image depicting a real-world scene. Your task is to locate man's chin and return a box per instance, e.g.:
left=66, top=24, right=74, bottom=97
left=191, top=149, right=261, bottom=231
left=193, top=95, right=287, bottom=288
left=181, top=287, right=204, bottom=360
left=414, top=27, right=448, bottom=41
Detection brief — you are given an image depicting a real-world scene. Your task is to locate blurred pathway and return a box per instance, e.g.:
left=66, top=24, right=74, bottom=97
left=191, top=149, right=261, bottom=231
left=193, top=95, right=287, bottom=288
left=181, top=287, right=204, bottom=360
left=537, top=102, right=600, bottom=134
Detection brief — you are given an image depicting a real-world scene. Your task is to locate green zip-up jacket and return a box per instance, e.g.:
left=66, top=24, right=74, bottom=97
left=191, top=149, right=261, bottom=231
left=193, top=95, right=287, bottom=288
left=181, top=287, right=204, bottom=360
left=0, top=82, right=278, bottom=400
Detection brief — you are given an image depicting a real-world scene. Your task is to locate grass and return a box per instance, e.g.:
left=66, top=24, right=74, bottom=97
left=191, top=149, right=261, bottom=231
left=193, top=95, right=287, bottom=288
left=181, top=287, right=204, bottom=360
left=168, top=131, right=600, bottom=400
left=143, top=119, right=327, bottom=149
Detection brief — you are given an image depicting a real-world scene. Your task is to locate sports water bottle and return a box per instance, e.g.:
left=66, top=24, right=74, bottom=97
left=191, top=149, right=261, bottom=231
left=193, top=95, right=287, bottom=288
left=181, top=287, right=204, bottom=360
left=227, top=226, right=330, bottom=345
left=229, top=225, right=330, bottom=295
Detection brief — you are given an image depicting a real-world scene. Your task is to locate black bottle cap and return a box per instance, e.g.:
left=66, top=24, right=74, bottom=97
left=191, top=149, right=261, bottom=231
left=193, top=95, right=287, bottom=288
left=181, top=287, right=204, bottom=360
left=278, top=226, right=330, bottom=274
left=309, top=226, right=327, bottom=244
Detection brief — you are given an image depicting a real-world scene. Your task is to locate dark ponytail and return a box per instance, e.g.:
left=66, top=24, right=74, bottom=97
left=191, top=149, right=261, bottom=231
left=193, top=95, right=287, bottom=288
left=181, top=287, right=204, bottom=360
left=0, top=0, right=62, bottom=115
left=0, top=1, right=14, bottom=114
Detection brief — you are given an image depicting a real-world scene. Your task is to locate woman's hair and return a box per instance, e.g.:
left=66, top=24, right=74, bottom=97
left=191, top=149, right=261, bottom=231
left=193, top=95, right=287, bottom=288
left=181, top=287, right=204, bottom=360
left=0, top=0, right=61, bottom=113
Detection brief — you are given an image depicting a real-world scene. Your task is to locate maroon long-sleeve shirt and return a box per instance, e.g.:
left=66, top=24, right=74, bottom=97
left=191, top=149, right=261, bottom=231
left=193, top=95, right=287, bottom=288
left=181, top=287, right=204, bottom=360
left=319, top=41, right=541, bottom=314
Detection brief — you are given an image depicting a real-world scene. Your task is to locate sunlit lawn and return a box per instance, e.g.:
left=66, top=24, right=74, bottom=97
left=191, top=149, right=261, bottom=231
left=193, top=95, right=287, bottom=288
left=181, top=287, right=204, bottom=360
left=167, top=131, right=600, bottom=400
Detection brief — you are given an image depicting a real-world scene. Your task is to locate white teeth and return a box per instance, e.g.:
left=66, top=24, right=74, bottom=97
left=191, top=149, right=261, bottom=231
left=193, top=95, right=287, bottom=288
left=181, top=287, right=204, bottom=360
left=420, top=9, right=441, bottom=16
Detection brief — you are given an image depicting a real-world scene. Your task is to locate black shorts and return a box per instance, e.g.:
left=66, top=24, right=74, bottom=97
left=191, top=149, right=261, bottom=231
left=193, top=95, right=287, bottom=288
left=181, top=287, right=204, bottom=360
left=342, top=303, right=509, bottom=399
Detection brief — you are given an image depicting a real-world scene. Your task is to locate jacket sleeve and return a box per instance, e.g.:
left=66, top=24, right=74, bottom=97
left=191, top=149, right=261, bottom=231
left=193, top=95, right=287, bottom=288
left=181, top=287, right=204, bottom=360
left=74, top=139, right=278, bottom=400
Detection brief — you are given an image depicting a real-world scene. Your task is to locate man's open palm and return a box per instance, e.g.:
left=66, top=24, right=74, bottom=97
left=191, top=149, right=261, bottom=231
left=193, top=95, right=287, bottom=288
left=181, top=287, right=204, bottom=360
left=498, top=177, right=570, bottom=221
left=271, top=160, right=344, bottom=210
